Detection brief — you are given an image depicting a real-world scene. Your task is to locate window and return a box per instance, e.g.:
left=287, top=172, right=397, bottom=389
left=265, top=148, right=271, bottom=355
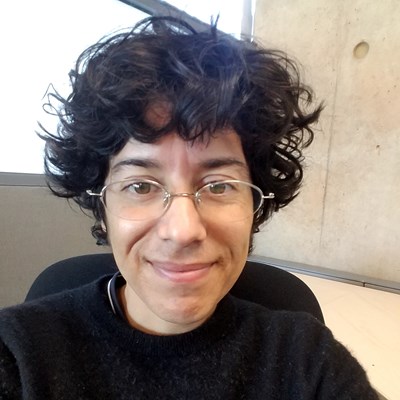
left=0, top=0, right=147, bottom=174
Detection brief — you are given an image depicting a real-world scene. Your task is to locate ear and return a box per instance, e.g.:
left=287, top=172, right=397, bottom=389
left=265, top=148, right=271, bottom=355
left=101, top=220, right=107, bottom=232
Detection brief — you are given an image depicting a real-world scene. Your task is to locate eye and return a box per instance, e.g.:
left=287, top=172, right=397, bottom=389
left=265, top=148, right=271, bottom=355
left=119, top=181, right=163, bottom=199
left=208, top=181, right=233, bottom=195
left=127, top=181, right=152, bottom=195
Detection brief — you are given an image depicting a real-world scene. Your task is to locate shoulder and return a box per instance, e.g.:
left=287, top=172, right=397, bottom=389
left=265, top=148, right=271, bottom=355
left=229, top=295, right=350, bottom=367
left=230, top=296, right=378, bottom=399
left=0, top=276, right=111, bottom=342
left=0, top=276, right=116, bottom=379
left=231, top=294, right=325, bottom=333
left=228, top=299, right=376, bottom=399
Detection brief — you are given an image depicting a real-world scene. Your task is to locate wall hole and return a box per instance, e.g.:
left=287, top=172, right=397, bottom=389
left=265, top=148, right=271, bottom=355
left=353, top=41, right=369, bottom=59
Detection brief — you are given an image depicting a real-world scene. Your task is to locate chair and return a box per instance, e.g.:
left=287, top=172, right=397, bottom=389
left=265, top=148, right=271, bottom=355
left=25, top=253, right=324, bottom=323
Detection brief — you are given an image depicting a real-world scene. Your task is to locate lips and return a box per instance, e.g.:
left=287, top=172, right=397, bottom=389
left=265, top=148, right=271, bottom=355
left=150, top=261, right=213, bottom=283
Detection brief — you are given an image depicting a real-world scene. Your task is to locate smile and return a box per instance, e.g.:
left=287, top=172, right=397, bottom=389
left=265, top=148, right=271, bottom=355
left=150, top=262, right=213, bottom=283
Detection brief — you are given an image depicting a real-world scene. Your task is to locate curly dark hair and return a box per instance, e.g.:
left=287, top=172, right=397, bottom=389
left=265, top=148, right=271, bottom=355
left=40, top=16, right=323, bottom=246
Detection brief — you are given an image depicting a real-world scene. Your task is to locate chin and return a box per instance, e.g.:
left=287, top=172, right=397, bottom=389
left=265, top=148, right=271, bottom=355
left=158, top=296, right=219, bottom=330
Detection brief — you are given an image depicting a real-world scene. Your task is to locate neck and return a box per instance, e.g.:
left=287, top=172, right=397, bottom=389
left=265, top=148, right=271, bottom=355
left=119, top=285, right=212, bottom=335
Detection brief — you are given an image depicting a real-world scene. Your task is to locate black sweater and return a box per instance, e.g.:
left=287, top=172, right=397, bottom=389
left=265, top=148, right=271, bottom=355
left=0, top=276, right=378, bottom=399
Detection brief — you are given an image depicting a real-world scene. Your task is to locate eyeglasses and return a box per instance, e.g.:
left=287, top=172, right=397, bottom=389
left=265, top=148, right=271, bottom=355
left=86, top=179, right=274, bottom=222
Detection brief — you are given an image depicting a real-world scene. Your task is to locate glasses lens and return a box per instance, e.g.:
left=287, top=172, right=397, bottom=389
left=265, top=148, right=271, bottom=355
left=103, top=180, right=166, bottom=221
left=101, top=179, right=264, bottom=222
left=197, top=180, right=263, bottom=222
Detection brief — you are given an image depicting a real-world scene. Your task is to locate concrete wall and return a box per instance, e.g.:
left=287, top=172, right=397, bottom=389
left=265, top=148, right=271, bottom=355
left=253, top=0, right=400, bottom=282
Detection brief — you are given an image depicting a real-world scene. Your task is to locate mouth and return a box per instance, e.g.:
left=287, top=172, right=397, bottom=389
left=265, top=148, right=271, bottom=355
left=150, top=261, right=213, bottom=283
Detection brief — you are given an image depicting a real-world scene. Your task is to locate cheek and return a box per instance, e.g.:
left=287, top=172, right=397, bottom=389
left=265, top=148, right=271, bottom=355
left=216, top=218, right=253, bottom=257
left=106, top=217, right=150, bottom=261
left=214, top=221, right=252, bottom=294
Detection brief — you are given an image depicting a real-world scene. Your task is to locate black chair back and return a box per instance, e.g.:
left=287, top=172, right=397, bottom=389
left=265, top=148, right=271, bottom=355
left=25, top=253, right=324, bottom=323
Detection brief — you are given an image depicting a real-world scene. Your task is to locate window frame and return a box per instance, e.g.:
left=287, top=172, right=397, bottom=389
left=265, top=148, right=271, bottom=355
left=119, top=0, right=254, bottom=36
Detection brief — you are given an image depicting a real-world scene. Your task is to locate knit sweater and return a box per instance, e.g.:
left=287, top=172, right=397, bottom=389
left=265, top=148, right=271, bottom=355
left=0, top=276, right=378, bottom=399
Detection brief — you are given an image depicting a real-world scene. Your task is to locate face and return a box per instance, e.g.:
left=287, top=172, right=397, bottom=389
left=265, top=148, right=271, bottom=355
left=104, top=130, right=254, bottom=335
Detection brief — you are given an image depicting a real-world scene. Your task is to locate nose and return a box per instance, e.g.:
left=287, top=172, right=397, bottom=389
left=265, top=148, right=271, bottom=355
left=156, top=194, right=207, bottom=246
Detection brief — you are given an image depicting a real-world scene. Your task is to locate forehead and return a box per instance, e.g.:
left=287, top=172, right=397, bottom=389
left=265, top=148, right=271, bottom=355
left=108, top=130, right=249, bottom=179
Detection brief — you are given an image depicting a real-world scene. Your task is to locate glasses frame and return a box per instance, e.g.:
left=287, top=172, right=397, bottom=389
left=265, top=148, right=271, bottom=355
left=86, top=179, right=275, bottom=221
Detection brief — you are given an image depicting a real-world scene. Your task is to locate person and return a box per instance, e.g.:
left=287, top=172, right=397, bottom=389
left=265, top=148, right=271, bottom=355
left=0, top=16, right=378, bottom=399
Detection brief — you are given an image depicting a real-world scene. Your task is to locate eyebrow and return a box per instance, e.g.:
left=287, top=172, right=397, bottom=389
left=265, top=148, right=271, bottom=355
left=199, top=157, right=248, bottom=172
left=110, top=158, right=161, bottom=173
left=110, top=157, right=249, bottom=175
